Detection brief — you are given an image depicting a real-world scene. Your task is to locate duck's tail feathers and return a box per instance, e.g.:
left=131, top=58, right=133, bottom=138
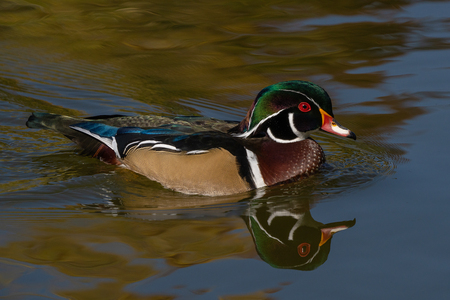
left=26, top=112, right=81, bottom=134
left=26, top=112, right=122, bottom=165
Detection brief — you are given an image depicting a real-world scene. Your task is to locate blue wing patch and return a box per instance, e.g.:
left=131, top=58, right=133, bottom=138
left=117, top=127, right=144, bottom=134
left=71, top=121, right=238, bottom=158
left=141, top=128, right=183, bottom=135
left=72, top=123, right=184, bottom=138
left=71, top=122, right=118, bottom=138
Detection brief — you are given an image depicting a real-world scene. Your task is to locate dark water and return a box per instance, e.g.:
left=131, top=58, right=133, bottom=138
left=1, top=0, right=450, bottom=298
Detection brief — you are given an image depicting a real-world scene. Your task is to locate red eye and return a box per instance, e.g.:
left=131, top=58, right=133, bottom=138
left=298, top=102, right=311, bottom=112
left=297, top=243, right=311, bottom=257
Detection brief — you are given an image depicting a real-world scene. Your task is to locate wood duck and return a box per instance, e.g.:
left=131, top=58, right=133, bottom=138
left=26, top=80, right=356, bottom=196
left=244, top=200, right=356, bottom=270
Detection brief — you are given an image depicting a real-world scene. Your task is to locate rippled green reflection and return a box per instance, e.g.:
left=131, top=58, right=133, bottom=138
left=1, top=0, right=448, bottom=298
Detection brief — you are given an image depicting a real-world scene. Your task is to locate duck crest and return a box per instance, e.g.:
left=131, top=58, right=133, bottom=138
left=250, top=138, right=325, bottom=186
left=236, top=80, right=335, bottom=134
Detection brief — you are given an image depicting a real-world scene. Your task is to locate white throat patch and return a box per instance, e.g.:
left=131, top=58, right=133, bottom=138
left=266, top=113, right=314, bottom=143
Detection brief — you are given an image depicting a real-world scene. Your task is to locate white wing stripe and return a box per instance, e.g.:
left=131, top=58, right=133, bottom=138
left=186, top=150, right=209, bottom=155
left=70, top=126, right=120, bottom=157
left=137, top=140, right=160, bottom=147
left=151, top=144, right=181, bottom=151
left=245, top=149, right=266, bottom=188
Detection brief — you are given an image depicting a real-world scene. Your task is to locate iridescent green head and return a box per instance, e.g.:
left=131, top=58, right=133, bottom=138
left=232, top=80, right=355, bottom=142
left=247, top=81, right=334, bottom=131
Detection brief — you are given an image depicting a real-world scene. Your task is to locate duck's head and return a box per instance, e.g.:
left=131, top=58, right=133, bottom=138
left=232, top=81, right=356, bottom=142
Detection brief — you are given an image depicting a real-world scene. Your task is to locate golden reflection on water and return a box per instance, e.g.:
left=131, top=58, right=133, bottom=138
left=0, top=195, right=356, bottom=297
left=2, top=0, right=449, bottom=298
left=0, top=0, right=427, bottom=110
left=0, top=211, right=255, bottom=297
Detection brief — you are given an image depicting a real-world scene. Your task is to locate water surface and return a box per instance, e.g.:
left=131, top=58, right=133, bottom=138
left=1, top=0, right=450, bottom=299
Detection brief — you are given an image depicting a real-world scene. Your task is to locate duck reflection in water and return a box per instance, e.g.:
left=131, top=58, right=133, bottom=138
left=243, top=199, right=355, bottom=270
left=95, top=185, right=356, bottom=271
left=66, top=177, right=356, bottom=272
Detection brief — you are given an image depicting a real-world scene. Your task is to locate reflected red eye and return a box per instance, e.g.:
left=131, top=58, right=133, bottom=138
left=297, top=243, right=311, bottom=257
left=298, top=102, right=311, bottom=112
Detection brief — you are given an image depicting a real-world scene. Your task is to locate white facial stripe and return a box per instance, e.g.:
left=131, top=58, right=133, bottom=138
left=253, top=208, right=321, bottom=266
left=249, top=216, right=285, bottom=245
left=267, top=210, right=301, bottom=226
left=278, top=89, right=321, bottom=110
left=288, top=112, right=310, bottom=141
left=288, top=219, right=302, bottom=241
left=231, top=108, right=286, bottom=138
left=233, top=89, right=325, bottom=139
left=245, top=149, right=266, bottom=188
